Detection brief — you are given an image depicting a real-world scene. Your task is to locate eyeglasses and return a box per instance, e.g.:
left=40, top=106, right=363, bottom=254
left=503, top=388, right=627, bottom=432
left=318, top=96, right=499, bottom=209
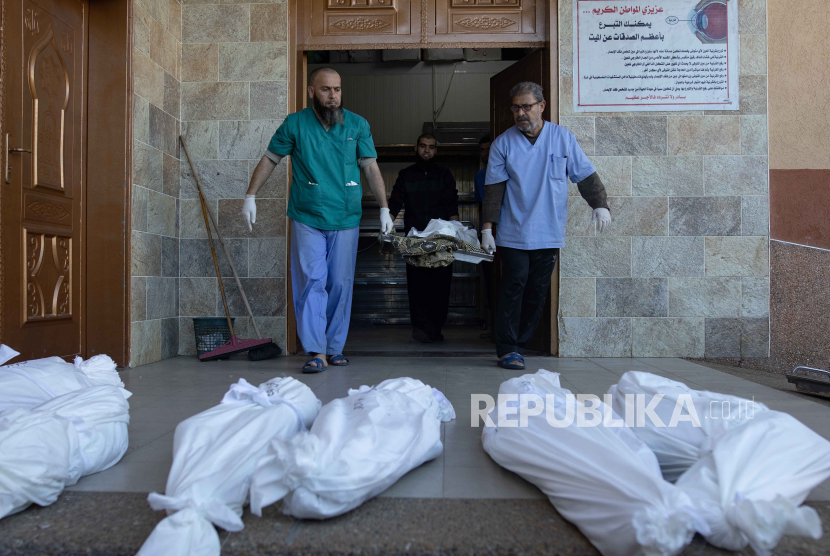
left=510, top=101, right=542, bottom=113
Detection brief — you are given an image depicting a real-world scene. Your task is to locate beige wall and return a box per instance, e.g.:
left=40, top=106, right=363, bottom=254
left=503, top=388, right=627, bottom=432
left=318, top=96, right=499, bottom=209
left=768, top=0, right=830, bottom=171
left=556, top=0, right=770, bottom=358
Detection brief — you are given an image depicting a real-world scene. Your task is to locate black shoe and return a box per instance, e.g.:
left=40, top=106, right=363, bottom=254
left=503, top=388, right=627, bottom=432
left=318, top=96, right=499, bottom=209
left=429, top=332, right=444, bottom=342
left=412, top=328, right=434, bottom=343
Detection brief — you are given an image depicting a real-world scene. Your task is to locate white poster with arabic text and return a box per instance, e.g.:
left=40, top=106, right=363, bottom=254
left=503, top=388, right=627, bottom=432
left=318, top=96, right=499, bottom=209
left=573, top=0, right=738, bottom=112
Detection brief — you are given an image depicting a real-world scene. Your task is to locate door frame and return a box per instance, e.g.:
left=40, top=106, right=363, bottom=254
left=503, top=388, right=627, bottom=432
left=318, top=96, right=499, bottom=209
left=0, top=0, right=131, bottom=365
left=285, top=0, right=560, bottom=355
left=86, top=0, right=132, bottom=366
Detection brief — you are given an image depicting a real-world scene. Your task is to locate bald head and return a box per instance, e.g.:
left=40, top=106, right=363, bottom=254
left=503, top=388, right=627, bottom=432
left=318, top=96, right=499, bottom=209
left=309, top=67, right=340, bottom=87
left=308, top=67, right=344, bottom=126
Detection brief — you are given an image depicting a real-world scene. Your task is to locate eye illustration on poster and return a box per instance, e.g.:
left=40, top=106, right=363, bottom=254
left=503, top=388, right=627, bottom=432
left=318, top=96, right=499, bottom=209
left=574, top=0, right=739, bottom=112
left=664, top=0, right=728, bottom=43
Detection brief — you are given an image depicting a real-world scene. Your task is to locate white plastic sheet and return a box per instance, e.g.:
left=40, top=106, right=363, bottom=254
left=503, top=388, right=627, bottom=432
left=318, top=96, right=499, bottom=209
left=0, top=408, right=79, bottom=519
left=0, top=350, right=130, bottom=411
left=250, top=377, right=455, bottom=520
left=0, top=345, right=19, bottom=366
left=607, top=371, right=768, bottom=482
left=407, top=219, right=481, bottom=248
left=0, top=384, right=130, bottom=519
left=676, top=410, right=830, bottom=554
left=482, top=370, right=709, bottom=556
left=137, top=377, right=321, bottom=556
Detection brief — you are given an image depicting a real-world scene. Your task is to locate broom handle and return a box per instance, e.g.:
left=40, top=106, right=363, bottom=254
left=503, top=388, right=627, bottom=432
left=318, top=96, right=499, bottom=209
left=180, top=136, right=264, bottom=339
left=180, top=137, right=235, bottom=337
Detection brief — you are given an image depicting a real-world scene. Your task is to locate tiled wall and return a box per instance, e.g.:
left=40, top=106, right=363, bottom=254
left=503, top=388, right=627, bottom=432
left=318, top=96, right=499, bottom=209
left=131, top=0, right=183, bottom=367
left=177, top=0, right=289, bottom=355
left=557, top=0, right=770, bottom=358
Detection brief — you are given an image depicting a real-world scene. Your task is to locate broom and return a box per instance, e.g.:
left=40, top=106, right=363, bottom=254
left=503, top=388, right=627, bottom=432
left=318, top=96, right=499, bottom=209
left=180, top=136, right=282, bottom=362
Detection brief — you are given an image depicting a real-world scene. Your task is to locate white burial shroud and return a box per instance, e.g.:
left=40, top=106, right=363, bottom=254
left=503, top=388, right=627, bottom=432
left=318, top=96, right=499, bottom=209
left=137, top=377, right=321, bottom=556
left=0, top=347, right=130, bottom=411
left=607, top=371, right=769, bottom=482
left=481, top=369, right=710, bottom=556
left=250, top=377, right=456, bottom=520
left=675, top=409, right=830, bottom=554
left=0, top=384, right=130, bottom=519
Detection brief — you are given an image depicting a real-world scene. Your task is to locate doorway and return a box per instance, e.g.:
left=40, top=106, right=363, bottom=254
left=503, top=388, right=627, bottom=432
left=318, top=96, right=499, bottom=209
left=297, top=48, right=555, bottom=356
left=283, top=0, right=559, bottom=356
left=2, top=0, right=130, bottom=364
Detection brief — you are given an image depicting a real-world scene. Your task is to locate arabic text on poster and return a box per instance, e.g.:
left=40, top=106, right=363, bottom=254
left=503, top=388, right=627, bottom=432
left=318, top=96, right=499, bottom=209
left=573, top=0, right=739, bottom=112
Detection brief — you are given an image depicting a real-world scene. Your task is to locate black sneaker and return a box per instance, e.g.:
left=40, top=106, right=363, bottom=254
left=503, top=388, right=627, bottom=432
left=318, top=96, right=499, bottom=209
left=429, top=332, right=445, bottom=342
left=412, top=328, right=434, bottom=343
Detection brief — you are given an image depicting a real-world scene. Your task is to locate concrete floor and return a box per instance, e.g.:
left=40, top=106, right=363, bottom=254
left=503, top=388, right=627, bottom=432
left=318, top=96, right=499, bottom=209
left=4, top=353, right=830, bottom=554
left=65, top=353, right=830, bottom=502
left=345, top=323, right=495, bottom=355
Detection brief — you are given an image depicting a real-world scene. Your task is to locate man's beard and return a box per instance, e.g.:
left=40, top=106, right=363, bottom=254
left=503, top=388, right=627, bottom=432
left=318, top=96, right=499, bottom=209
left=313, top=95, right=345, bottom=126
left=516, top=116, right=534, bottom=131
left=415, top=152, right=435, bottom=168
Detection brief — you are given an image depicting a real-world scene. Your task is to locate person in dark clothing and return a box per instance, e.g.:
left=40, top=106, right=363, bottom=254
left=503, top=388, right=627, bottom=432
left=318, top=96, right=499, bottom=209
left=388, top=133, right=460, bottom=343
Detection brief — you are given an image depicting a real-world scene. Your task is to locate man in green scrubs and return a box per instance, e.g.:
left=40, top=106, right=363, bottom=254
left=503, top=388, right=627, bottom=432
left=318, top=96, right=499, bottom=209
left=242, top=67, right=394, bottom=372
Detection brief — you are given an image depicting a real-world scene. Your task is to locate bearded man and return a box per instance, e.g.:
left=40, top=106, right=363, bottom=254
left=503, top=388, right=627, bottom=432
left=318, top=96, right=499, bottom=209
left=388, top=133, right=459, bottom=343
left=242, top=67, right=394, bottom=373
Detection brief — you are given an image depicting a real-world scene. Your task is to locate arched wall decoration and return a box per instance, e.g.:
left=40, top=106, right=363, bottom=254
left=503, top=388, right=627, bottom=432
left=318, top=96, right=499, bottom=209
left=27, top=24, right=70, bottom=190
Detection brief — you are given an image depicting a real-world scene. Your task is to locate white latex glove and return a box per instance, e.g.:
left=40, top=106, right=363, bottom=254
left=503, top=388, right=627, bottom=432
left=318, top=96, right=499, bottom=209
left=379, top=207, right=394, bottom=234
left=481, top=228, right=496, bottom=254
left=592, top=207, right=611, bottom=234
left=242, top=195, right=257, bottom=232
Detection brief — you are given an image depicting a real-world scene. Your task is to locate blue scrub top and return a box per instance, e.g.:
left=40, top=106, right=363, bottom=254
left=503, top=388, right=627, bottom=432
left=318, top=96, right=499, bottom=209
left=484, top=122, right=595, bottom=250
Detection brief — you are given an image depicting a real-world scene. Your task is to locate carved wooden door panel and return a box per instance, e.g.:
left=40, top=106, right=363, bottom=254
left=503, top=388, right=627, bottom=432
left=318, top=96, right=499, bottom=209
left=432, top=0, right=544, bottom=43
left=300, top=0, right=421, bottom=47
left=3, top=0, right=86, bottom=360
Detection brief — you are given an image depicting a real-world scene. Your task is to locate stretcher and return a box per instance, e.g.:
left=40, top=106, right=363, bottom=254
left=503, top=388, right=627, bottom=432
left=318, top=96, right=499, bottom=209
left=379, top=233, right=494, bottom=264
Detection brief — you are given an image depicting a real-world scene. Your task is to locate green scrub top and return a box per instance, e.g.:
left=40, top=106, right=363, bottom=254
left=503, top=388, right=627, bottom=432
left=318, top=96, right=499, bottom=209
left=267, top=107, right=378, bottom=231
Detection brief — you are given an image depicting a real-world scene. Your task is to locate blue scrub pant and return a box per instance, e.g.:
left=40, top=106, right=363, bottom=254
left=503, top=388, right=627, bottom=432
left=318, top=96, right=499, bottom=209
left=291, top=221, right=359, bottom=356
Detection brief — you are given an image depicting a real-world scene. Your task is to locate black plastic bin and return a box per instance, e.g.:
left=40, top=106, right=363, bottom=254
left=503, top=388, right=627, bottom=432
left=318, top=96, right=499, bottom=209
left=193, top=317, right=235, bottom=358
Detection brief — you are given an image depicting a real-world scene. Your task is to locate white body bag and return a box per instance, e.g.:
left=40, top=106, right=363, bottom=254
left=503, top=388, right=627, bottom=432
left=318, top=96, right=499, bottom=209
left=607, top=371, right=768, bottom=482
left=137, top=377, right=321, bottom=556
left=675, top=410, right=830, bottom=554
left=482, top=370, right=710, bottom=556
left=250, top=377, right=455, bottom=520
left=0, top=384, right=130, bottom=519
left=0, top=350, right=130, bottom=411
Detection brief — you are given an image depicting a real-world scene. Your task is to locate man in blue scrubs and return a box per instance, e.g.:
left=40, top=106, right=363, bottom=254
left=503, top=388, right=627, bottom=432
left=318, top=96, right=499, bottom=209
left=481, top=82, right=612, bottom=369
left=242, top=67, right=394, bottom=373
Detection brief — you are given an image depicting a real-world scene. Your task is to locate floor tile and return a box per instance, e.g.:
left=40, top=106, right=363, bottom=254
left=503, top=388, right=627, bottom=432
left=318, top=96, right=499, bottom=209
left=442, top=465, right=544, bottom=499
left=120, top=431, right=174, bottom=463
left=66, top=460, right=170, bottom=493
left=805, top=486, right=830, bottom=502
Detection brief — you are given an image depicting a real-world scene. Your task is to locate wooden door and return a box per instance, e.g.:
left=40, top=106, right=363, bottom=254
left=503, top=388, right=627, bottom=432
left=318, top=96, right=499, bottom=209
left=432, top=0, right=545, bottom=43
left=300, top=0, right=421, bottom=47
left=3, top=0, right=86, bottom=360
left=489, top=48, right=552, bottom=354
